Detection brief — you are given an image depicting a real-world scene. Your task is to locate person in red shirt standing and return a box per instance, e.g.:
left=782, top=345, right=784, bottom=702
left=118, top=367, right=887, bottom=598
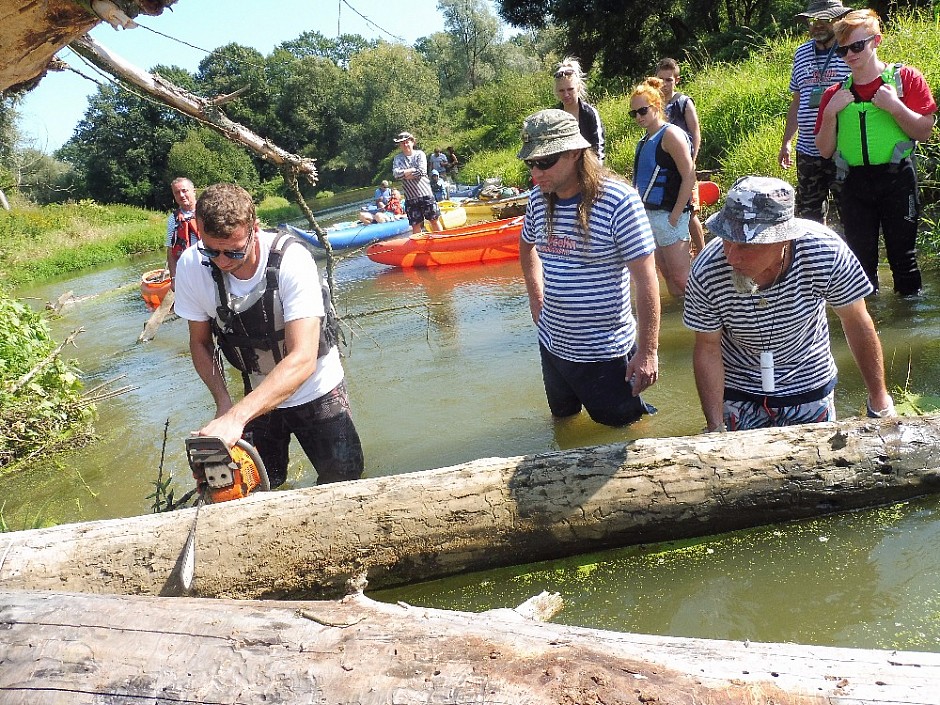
left=815, top=9, right=936, bottom=296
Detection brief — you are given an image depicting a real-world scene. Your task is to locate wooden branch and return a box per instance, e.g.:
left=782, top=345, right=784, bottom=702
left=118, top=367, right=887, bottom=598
left=3, top=415, right=940, bottom=601
left=2, top=590, right=937, bottom=704
left=68, top=34, right=318, bottom=186
left=5, top=327, right=84, bottom=396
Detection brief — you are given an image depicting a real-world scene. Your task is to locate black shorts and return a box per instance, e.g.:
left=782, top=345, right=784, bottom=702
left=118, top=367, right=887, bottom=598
left=405, top=195, right=442, bottom=226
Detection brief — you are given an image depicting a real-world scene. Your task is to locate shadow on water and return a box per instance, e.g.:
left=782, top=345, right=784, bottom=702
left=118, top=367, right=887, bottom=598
left=7, top=245, right=940, bottom=651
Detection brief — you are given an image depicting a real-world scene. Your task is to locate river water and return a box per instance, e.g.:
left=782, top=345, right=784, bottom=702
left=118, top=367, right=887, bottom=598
left=6, top=213, right=940, bottom=653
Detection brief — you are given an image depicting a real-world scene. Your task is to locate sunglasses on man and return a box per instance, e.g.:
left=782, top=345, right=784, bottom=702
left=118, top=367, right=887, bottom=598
left=524, top=153, right=563, bottom=171
left=834, top=35, right=877, bottom=57
left=628, top=106, right=652, bottom=119
left=198, top=229, right=254, bottom=260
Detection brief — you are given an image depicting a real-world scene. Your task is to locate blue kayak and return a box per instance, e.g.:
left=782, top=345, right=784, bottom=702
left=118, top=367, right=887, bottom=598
left=282, top=218, right=411, bottom=250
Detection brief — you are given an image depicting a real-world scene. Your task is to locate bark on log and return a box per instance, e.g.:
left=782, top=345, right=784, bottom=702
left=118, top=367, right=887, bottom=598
left=0, top=0, right=174, bottom=92
left=2, top=415, right=940, bottom=601
left=4, top=589, right=938, bottom=705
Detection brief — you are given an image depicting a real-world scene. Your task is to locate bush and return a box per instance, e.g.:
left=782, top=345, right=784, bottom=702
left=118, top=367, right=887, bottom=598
left=0, top=293, right=94, bottom=472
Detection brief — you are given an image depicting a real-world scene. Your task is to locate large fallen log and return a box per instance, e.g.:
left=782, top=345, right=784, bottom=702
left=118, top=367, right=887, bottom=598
left=3, top=589, right=938, bottom=705
left=0, top=0, right=175, bottom=92
left=2, top=415, right=940, bottom=600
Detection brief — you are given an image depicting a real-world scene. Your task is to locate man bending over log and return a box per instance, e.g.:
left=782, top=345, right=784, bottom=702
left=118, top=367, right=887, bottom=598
left=173, top=183, right=364, bottom=487
left=684, top=176, right=895, bottom=432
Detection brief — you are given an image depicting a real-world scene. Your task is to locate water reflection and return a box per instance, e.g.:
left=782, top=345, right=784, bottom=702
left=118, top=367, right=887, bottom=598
left=371, top=498, right=940, bottom=652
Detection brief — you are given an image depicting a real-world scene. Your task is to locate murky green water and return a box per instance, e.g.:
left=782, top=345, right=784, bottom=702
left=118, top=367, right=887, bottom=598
left=6, top=216, right=940, bottom=652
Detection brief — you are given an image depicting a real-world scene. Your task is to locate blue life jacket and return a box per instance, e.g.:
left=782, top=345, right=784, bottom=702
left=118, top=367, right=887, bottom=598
left=633, top=125, right=690, bottom=211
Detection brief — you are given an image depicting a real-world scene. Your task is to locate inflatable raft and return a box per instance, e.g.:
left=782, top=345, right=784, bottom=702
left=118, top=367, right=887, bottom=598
left=366, top=216, right=523, bottom=268
left=283, top=218, right=410, bottom=250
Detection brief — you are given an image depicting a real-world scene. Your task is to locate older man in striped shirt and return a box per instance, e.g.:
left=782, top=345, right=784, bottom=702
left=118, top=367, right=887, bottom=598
left=684, top=176, right=894, bottom=433
left=518, top=108, right=661, bottom=427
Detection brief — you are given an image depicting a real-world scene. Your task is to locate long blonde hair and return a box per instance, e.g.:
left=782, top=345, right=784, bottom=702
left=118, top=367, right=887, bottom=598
left=543, top=148, right=621, bottom=241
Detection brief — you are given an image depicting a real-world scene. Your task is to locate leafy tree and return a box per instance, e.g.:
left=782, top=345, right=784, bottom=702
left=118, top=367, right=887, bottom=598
left=278, top=31, right=375, bottom=68
left=438, top=0, right=504, bottom=90
left=14, top=149, right=79, bottom=204
left=334, top=43, right=441, bottom=186
left=495, top=0, right=809, bottom=77
left=57, top=76, right=190, bottom=208
left=166, top=127, right=259, bottom=194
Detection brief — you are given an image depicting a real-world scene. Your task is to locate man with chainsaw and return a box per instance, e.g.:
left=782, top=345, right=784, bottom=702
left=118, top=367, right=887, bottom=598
left=173, top=183, right=365, bottom=488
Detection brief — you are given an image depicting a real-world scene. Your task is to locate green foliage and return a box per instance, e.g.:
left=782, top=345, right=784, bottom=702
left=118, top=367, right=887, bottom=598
left=0, top=200, right=164, bottom=287
left=458, top=147, right=529, bottom=189
left=166, top=127, right=260, bottom=193
left=256, top=195, right=300, bottom=226
left=0, top=293, right=94, bottom=472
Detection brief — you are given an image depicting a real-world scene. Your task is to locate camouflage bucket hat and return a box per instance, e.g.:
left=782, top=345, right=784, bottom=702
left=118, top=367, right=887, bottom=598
left=517, top=108, right=591, bottom=160
left=795, top=0, right=853, bottom=21
left=705, top=176, right=811, bottom=244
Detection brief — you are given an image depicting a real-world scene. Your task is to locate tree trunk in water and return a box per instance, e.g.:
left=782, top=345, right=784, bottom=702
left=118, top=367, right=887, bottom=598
left=2, top=415, right=940, bottom=600
left=4, top=589, right=937, bottom=705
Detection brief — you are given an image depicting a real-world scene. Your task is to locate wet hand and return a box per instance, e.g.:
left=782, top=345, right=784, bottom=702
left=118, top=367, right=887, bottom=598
left=626, top=352, right=659, bottom=396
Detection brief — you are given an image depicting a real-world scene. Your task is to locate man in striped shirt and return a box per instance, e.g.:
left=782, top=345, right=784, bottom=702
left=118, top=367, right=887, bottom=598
left=518, top=108, right=661, bottom=427
left=392, top=131, right=443, bottom=235
left=779, top=0, right=852, bottom=224
left=684, top=176, right=894, bottom=433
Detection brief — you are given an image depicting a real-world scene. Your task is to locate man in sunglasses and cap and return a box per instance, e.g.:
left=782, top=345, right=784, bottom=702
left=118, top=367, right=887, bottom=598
left=816, top=9, right=937, bottom=297
left=518, top=108, right=660, bottom=427
left=779, top=0, right=853, bottom=226
left=684, top=176, right=894, bottom=433
left=174, top=183, right=364, bottom=487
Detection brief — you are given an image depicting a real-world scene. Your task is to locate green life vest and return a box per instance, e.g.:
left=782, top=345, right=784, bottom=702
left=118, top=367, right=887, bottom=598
left=835, top=63, right=915, bottom=167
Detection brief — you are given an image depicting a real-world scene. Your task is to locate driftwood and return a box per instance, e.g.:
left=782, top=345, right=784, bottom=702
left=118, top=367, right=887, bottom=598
left=2, top=589, right=938, bottom=705
left=137, top=288, right=174, bottom=342
left=0, top=0, right=175, bottom=92
left=2, top=415, right=940, bottom=601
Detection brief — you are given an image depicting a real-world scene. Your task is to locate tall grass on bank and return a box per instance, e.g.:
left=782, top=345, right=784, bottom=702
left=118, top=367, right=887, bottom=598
left=0, top=200, right=165, bottom=289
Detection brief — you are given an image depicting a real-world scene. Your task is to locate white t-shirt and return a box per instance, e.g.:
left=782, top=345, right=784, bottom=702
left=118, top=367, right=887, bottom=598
left=174, top=229, right=344, bottom=407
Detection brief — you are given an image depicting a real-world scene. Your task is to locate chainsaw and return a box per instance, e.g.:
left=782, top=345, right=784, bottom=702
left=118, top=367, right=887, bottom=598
left=185, top=436, right=270, bottom=504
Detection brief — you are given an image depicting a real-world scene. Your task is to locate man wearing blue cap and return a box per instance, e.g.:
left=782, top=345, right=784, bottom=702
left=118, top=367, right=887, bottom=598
left=683, top=176, right=894, bottom=432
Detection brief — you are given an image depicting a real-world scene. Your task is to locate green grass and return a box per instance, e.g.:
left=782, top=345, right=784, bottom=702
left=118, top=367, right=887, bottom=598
left=0, top=200, right=165, bottom=289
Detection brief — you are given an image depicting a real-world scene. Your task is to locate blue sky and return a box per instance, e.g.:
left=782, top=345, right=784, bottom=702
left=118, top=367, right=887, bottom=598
left=17, top=0, right=493, bottom=151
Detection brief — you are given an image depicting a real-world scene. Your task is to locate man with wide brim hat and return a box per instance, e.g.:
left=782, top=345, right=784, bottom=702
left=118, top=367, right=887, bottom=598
left=516, top=108, right=661, bottom=428
left=684, top=175, right=894, bottom=433
left=391, top=130, right=443, bottom=235
left=795, top=0, right=852, bottom=21
left=779, top=0, right=853, bottom=227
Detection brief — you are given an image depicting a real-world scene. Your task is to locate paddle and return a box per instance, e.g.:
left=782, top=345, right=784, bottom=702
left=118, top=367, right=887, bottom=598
left=138, top=288, right=174, bottom=343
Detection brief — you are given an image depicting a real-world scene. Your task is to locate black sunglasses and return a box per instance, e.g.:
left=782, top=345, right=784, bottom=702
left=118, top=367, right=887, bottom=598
left=834, top=35, right=876, bottom=57
left=554, top=68, right=575, bottom=78
left=524, top=153, right=563, bottom=171
left=198, top=229, right=254, bottom=260
left=629, top=106, right=652, bottom=118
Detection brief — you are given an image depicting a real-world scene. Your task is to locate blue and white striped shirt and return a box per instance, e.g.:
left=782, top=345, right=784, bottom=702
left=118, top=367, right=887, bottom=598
left=392, top=150, right=434, bottom=202
left=521, top=178, right=655, bottom=362
left=789, top=40, right=850, bottom=156
left=683, top=225, right=873, bottom=397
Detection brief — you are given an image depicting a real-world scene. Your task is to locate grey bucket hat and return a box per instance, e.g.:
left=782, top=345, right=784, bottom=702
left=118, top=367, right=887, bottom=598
left=517, top=109, right=591, bottom=161
left=393, top=131, right=414, bottom=143
left=705, top=176, right=813, bottom=245
left=795, top=0, right=853, bottom=21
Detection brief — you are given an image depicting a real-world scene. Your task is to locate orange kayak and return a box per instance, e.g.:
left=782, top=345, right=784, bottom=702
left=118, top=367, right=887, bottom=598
left=140, top=268, right=171, bottom=310
left=366, top=216, right=523, bottom=268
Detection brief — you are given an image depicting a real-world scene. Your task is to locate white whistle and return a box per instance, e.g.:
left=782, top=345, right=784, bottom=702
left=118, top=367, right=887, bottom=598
left=760, top=351, right=775, bottom=393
